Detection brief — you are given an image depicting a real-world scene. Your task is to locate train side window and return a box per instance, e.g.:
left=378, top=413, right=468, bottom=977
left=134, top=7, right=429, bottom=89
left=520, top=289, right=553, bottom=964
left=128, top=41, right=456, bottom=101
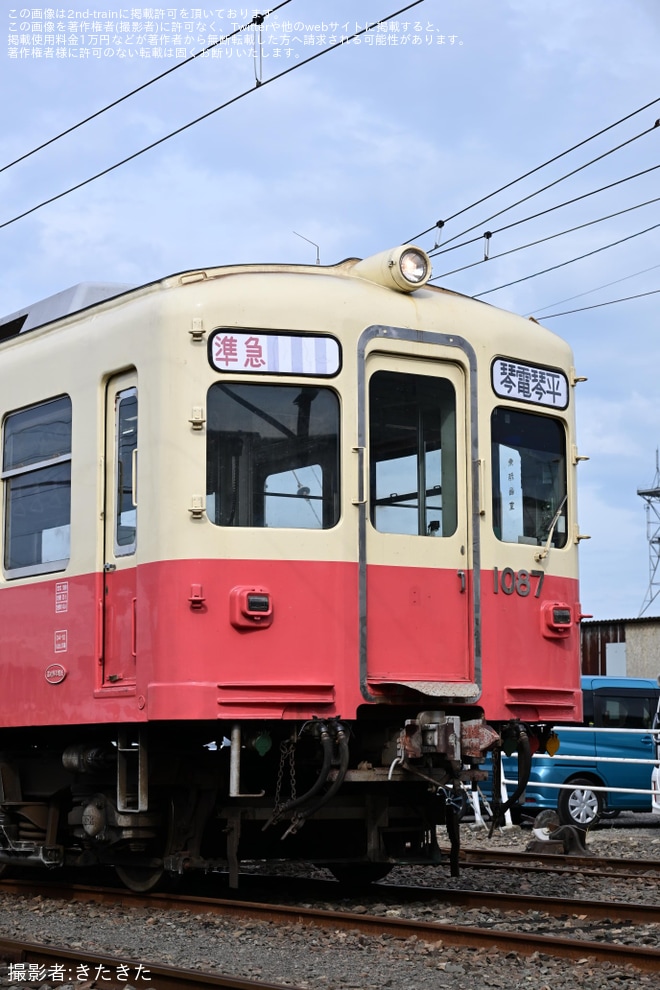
left=2, top=395, right=72, bottom=577
left=491, top=407, right=567, bottom=547
left=369, top=371, right=457, bottom=537
left=206, top=383, right=339, bottom=529
left=114, top=389, right=138, bottom=555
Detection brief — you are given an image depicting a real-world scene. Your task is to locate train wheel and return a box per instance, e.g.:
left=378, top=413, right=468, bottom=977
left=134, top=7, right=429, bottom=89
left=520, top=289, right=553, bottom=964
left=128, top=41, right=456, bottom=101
left=557, top=778, right=603, bottom=829
left=114, top=864, right=166, bottom=893
left=114, top=797, right=182, bottom=892
left=327, top=863, right=392, bottom=886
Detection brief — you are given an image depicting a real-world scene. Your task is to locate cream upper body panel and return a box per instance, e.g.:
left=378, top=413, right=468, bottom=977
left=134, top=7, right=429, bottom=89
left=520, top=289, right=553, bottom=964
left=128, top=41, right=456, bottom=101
left=0, top=258, right=580, bottom=579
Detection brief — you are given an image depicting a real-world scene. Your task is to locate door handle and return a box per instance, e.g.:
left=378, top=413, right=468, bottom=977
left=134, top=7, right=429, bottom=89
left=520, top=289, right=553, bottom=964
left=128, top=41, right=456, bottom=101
left=352, top=446, right=367, bottom=505
left=457, top=570, right=466, bottom=593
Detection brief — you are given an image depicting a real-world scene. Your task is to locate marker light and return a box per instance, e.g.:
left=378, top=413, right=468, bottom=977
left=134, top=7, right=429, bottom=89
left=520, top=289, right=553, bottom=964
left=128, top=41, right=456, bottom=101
left=351, top=245, right=432, bottom=293
left=541, top=601, right=572, bottom=639
left=230, top=586, right=273, bottom=629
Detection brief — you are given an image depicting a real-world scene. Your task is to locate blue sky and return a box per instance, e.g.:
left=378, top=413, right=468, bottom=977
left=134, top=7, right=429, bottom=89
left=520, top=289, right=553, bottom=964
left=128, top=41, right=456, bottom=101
left=2, top=0, right=659, bottom=619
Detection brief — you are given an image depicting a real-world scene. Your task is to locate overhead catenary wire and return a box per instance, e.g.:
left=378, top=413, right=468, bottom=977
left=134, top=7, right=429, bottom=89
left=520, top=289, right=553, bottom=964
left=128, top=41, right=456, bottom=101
left=471, top=219, right=660, bottom=298
left=428, top=162, right=660, bottom=260
left=431, top=195, right=660, bottom=280
left=0, top=3, right=293, bottom=176
left=0, top=0, right=428, bottom=233
left=535, top=287, right=660, bottom=319
left=530, top=262, right=660, bottom=315
left=405, top=96, right=660, bottom=244
left=424, top=118, right=660, bottom=254
left=418, top=108, right=660, bottom=317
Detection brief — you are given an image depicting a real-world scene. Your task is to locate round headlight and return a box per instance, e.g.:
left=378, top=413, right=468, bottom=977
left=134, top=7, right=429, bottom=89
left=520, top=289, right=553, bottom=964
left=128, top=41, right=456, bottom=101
left=399, top=248, right=429, bottom=284
left=350, top=245, right=432, bottom=292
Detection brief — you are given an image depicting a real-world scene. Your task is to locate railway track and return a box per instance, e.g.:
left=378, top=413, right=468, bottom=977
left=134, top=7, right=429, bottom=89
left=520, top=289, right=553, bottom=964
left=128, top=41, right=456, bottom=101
left=3, top=873, right=658, bottom=924
left=0, top=875, right=658, bottom=975
left=0, top=937, right=299, bottom=990
left=446, top=844, right=660, bottom=877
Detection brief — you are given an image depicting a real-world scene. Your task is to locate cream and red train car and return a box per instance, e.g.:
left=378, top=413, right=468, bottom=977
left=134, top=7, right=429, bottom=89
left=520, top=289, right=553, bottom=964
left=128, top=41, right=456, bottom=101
left=0, top=246, right=584, bottom=889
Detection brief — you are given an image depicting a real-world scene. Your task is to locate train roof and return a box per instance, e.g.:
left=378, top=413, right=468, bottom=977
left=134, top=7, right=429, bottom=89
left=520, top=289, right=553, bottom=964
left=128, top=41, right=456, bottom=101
left=0, top=247, right=524, bottom=344
left=0, top=281, right=134, bottom=341
left=0, top=261, right=378, bottom=341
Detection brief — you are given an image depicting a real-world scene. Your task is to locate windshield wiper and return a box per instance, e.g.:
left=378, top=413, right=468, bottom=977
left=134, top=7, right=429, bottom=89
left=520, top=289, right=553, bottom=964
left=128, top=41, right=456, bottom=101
left=534, top=494, right=568, bottom=563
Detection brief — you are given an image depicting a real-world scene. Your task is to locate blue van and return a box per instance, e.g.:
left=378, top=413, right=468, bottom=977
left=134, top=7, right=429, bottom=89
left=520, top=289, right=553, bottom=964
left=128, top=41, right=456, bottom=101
left=502, top=676, right=660, bottom=828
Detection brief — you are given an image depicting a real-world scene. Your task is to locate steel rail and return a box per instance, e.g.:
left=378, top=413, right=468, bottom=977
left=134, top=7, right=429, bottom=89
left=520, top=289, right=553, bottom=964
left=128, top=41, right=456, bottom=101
left=191, top=899, right=660, bottom=974
left=0, top=880, right=658, bottom=974
left=0, top=936, right=303, bottom=990
left=448, top=844, right=660, bottom=874
left=4, top=874, right=657, bottom=924
left=378, top=882, right=660, bottom=924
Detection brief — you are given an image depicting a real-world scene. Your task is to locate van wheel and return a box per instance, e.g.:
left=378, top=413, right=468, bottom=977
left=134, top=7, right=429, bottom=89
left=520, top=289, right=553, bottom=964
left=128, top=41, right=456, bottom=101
left=557, top=778, right=603, bottom=828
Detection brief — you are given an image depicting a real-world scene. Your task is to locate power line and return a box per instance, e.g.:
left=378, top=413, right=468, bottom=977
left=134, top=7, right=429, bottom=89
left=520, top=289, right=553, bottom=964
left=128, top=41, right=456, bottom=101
left=429, top=119, right=660, bottom=253
left=535, top=287, right=660, bottom=319
left=1, top=4, right=293, bottom=175
left=428, top=163, right=660, bottom=259
left=471, top=219, right=660, bottom=298
left=529, top=262, right=660, bottom=315
left=0, top=0, right=427, bottom=233
left=406, top=96, right=660, bottom=244
left=431, top=195, right=660, bottom=279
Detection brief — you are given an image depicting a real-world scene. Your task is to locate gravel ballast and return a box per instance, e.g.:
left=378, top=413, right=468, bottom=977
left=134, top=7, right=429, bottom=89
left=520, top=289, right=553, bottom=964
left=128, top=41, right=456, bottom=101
left=0, top=816, right=658, bottom=990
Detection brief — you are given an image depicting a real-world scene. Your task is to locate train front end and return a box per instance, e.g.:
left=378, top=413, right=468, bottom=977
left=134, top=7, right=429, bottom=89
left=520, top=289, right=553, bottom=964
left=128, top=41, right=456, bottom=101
left=0, top=245, right=584, bottom=887
left=138, top=244, right=583, bottom=881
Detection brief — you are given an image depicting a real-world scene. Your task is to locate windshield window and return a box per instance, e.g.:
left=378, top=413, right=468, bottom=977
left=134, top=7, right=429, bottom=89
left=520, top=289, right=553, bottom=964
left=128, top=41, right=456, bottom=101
left=206, top=383, right=339, bottom=529
left=491, top=407, right=567, bottom=547
left=369, top=371, right=457, bottom=537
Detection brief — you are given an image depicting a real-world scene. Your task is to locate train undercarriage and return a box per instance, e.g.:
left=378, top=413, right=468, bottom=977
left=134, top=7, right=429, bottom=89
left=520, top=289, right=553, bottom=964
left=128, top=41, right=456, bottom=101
left=0, top=711, right=533, bottom=891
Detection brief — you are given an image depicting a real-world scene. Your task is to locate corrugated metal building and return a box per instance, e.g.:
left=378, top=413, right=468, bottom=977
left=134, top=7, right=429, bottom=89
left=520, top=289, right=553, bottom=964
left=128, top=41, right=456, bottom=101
left=581, top=616, right=660, bottom=680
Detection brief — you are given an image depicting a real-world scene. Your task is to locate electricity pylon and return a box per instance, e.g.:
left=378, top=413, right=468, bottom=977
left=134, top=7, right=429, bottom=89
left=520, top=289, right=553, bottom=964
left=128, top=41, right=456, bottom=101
left=638, top=450, right=660, bottom=616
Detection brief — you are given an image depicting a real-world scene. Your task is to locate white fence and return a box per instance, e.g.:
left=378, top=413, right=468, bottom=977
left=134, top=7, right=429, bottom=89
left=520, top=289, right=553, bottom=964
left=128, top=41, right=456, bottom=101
left=469, top=726, right=660, bottom=827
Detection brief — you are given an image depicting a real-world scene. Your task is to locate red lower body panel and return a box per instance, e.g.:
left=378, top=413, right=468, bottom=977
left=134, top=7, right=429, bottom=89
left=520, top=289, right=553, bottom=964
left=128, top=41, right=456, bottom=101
left=0, top=559, right=581, bottom=728
left=479, top=569, right=582, bottom=722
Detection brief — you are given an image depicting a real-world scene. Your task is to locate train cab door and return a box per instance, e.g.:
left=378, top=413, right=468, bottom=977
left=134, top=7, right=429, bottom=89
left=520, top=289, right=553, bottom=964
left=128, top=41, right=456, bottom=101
left=102, top=373, right=139, bottom=687
left=362, top=346, right=477, bottom=698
